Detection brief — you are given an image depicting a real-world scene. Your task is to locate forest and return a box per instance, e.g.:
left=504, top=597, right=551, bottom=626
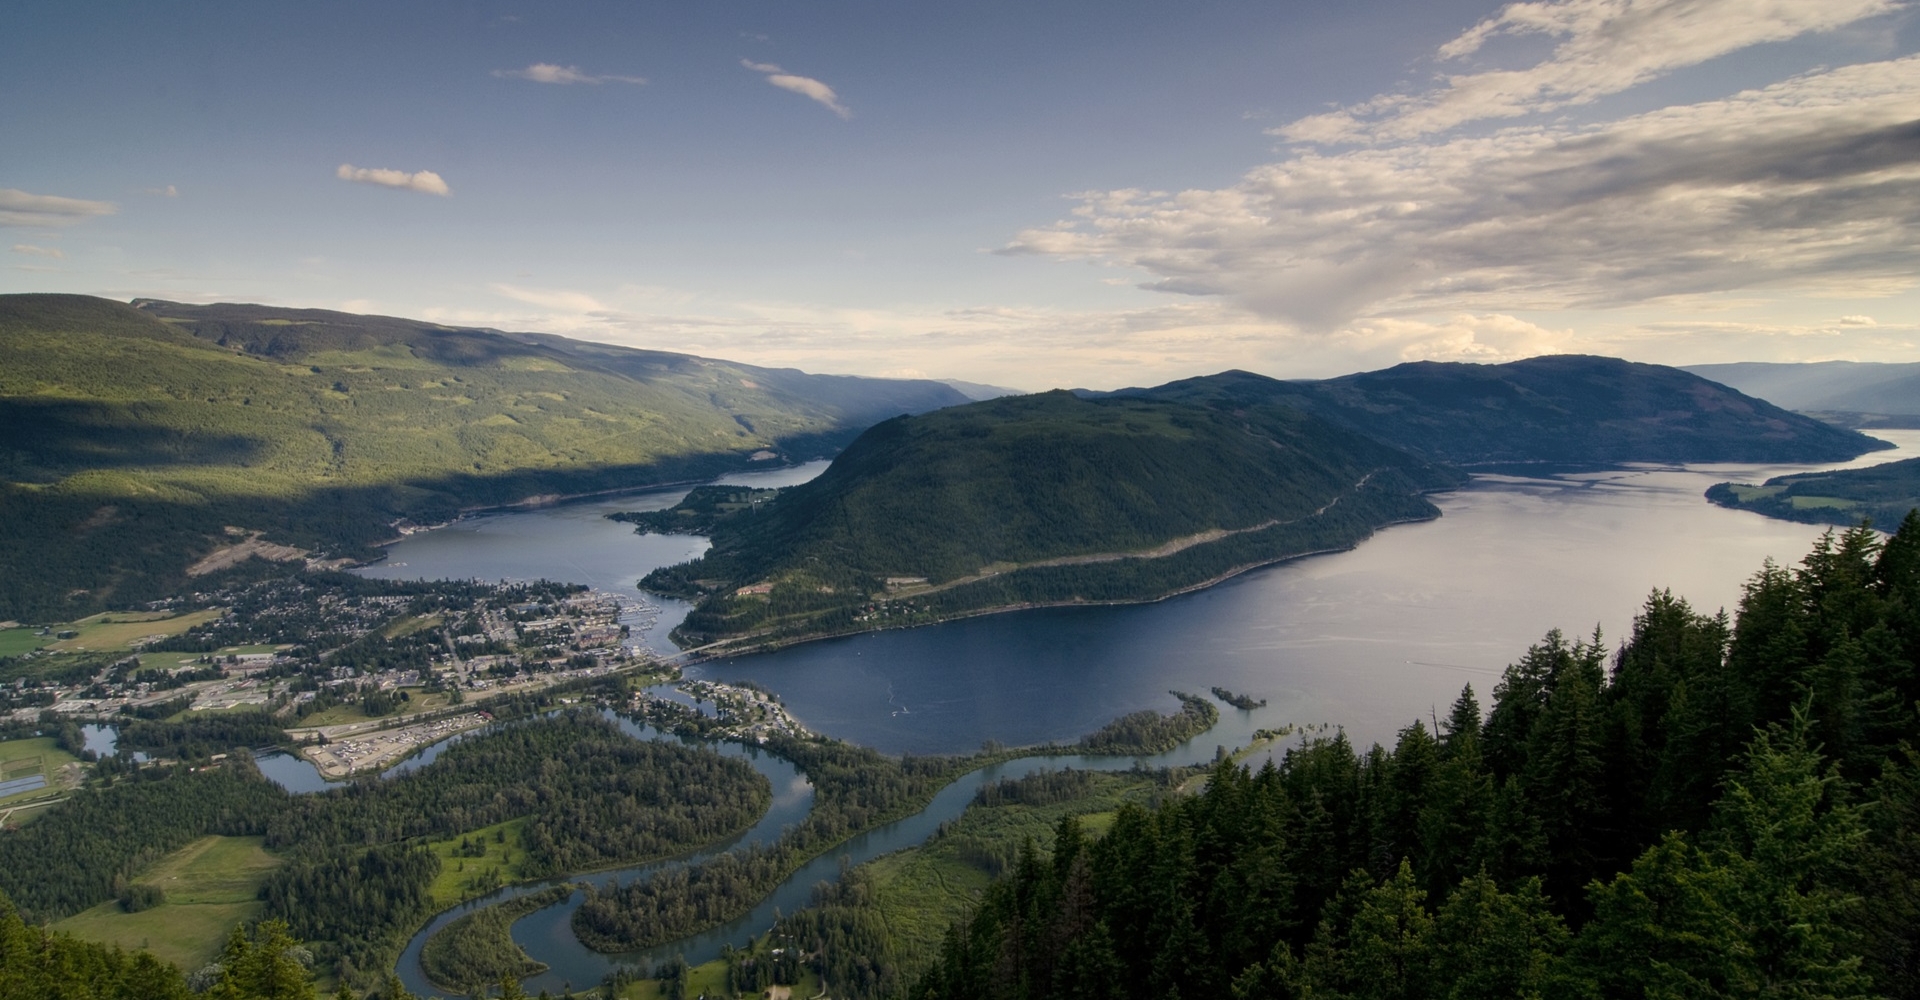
left=256, top=709, right=770, bottom=985
left=897, top=512, right=1920, bottom=1000
left=640, top=388, right=1461, bottom=649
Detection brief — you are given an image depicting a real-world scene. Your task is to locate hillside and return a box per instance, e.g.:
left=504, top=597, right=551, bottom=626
left=0, top=294, right=966, bottom=619
left=1115, top=356, right=1884, bottom=466
left=638, top=388, right=1462, bottom=651
left=1707, top=456, right=1920, bottom=529
left=1685, top=360, right=1920, bottom=427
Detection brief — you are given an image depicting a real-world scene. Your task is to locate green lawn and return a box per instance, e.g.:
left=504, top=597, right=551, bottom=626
left=425, top=817, right=532, bottom=907
left=1790, top=495, right=1858, bottom=510
left=52, top=835, right=283, bottom=972
left=0, top=628, right=44, bottom=656
left=293, top=703, right=373, bottom=728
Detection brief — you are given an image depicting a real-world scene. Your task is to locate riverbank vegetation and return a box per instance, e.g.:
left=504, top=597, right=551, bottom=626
left=419, top=883, right=574, bottom=994
left=257, top=709, right=769, bottom=986
left=575, top=692, right=1222, bottom=956
left=761, top=767, right=1175, bottom=998
left=571, top=720, right=991, bottom=953
left=1211, top=686, right=1267, bottom=710
left=1075, top=691, right=1218, bottom=754
left=904, top=514, right=1920, bottom=999
left=1709, top=457, right=1920, bottom=530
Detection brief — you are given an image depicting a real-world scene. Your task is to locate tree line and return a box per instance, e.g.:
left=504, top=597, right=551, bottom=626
left=256, top=710, right=769, bottom=986
left=907, top=513, right=1920, bottom=1000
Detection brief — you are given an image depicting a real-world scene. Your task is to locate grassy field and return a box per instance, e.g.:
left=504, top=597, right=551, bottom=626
left=52, top=835, right=283, bottom=971
left=0, top=736, right=79, bottom=808
left=43, top=609, right=224, bottom=653
left=380, top=614, right=442, bottom=639
left=0, top=628, right=44, bottom=656
left=620, top=958, right=823, bottom=1000
left=425, top=817, right=532, bottom=907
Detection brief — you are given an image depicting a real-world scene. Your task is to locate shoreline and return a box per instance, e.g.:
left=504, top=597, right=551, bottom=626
left=676, top=508, right=1443, bottom=663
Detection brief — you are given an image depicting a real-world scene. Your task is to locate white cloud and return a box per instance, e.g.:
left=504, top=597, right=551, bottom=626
left=490, top=283, right=608, bottom=314
left=11, top=244, right=64, bottom=258
left=335, top=164, right=451, bottom=196
left=0, top=188, right=116, bottom=228
left=1003, top=56, right=1920, bottom=331
left=493, top=63, right=647, bottom=85
left=1840, top=314, right=1879, bottom=325
left=1281, top=0, right=1897, bottom=144
left=144, top=184, right=179, bottom=197
left=740, top=59, right=851, bottom=119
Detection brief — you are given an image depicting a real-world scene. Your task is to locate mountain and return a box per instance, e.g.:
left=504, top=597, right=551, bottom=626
left=1111, top=356, right=1884, bottom=466
left=938, top=378, right=1025, bottom=401
left=639, top=387, right=1462, bottom=651
left=1684, top=361, right=1920, bottom=426
left=0, top=294, right=967, bottom=619
left=1708, top=457, right=1920, bottom=530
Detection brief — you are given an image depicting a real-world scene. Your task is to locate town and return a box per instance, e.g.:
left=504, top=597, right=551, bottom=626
left=0, top=572, right=669, bottom=744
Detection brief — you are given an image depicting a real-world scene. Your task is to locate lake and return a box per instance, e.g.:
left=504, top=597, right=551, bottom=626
left=362, top=434, right=1920, bottom=754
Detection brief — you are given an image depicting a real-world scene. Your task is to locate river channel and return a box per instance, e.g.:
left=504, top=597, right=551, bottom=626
left=335, top=432, right=1920, bottom=994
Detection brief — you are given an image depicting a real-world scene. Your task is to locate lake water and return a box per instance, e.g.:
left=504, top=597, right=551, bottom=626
left=364, top=432, right=1920, bottom=753
left=346, top=431, right=1920, bottom=993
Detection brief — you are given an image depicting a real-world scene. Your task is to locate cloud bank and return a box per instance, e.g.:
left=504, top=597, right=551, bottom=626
left=1281, top=0, right=1897, bottom=144
left=742, top=59, right=851, bottom=118
left=0, top=188, right=116, bottom=228
left=335, top=164, right=451, bottom=196
left=1004, top=52, right=1920, bottom=332
left=494, top=63, right=646, bottom=85
left=11, top=244, right=64, bottom=258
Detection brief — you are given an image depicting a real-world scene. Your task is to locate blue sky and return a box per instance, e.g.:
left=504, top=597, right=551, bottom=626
left=4, top=0, right=1918, bottom=388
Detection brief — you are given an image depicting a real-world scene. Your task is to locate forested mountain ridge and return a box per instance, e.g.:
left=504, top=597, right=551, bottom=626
left=0, top=294, right=965, bottom=620
left=1110, top=356, right=1884, bottom=465
left=641, top=389, right=1462, bottom=650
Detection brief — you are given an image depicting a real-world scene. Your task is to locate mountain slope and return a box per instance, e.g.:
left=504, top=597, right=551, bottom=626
left=0, top=294, right=966, bottom=619
left=1684, top=361, right=1920, bottom=420
left=1116, top=356, right=1883, bottom=466
left=639, top=388, right=1462, bottom=651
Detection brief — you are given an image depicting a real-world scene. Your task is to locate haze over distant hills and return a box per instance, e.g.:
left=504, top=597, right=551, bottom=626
left=0, top=294, right=965, bottom=619
left=1109, top=356, right=1883, bottom=465
left=1684, top=361, right=1920, bottom=420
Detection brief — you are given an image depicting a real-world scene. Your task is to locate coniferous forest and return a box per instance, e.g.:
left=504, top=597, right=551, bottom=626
left=904, top=513, right=1920, bottom=1000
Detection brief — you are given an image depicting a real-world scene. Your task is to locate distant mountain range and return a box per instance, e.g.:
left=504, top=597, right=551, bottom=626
left=641, top=359, right=1884, bottom=651
left=1685, top=361, right=1920, bottom=424
left=0, top=294, right=966, bottom=619
left=1106, top=356, right=1883, bottom=465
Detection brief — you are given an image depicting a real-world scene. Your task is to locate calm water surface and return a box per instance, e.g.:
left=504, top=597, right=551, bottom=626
left=364, top=437, right=1919, bottom=752
left=349, top=433, right=1920, bottom=993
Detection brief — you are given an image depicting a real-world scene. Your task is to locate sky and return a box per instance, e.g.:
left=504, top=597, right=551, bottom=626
left=4, top=0, right=1919, bottom=390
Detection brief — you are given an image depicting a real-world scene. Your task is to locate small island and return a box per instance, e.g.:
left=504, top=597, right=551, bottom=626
left=1210, top=686, right=1267, bottom=710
